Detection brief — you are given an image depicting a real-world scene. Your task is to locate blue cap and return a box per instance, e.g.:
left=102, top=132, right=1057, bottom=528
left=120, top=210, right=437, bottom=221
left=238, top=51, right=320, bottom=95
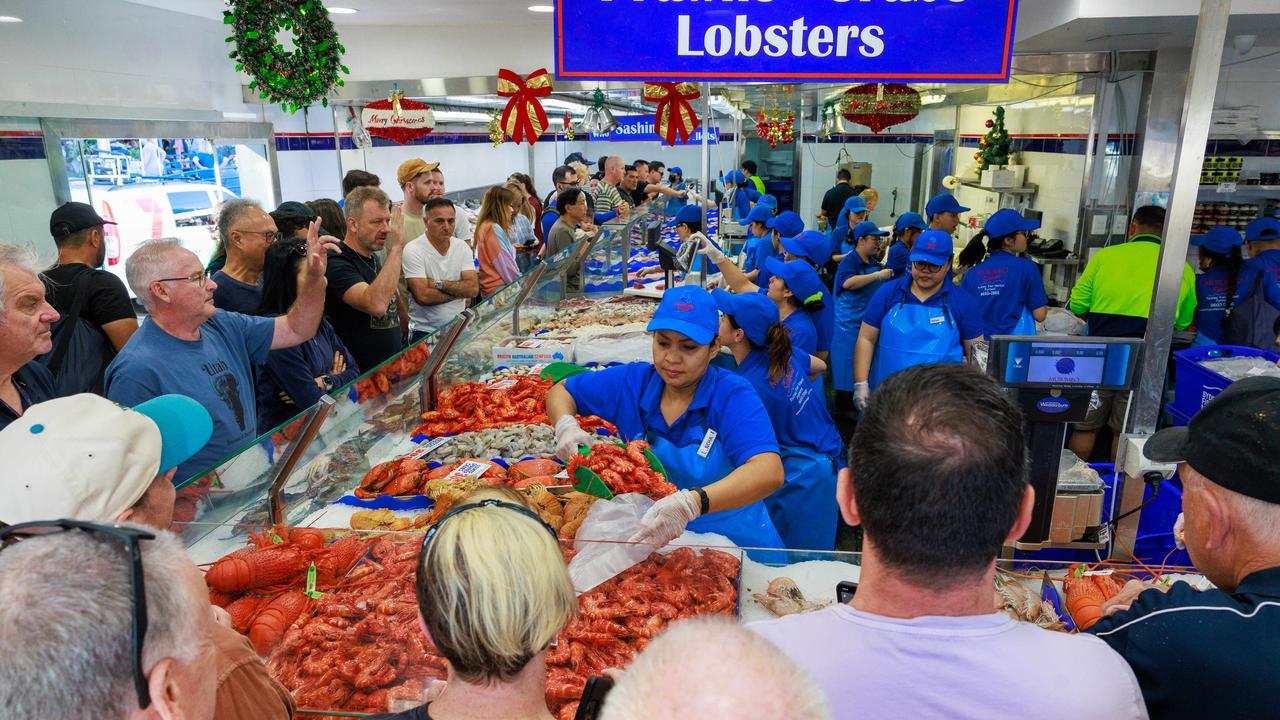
left=757, top=194, right=778, bottom=210
left=1245, top=217, right=1280, bottom=242
left=744, top=205, right=774, bottom=225
left=647, top=287, right=718, bottom=345
left=780, top=229, right=831, bottom=266
left=1191, top=225, right=1244, bottom=256
left=909, top=230, right=955, bottom=266
left=893, top=212, right=927, bottom=232
left=841, top=195, right=868, bottom=217
left=983, top=208, right=1041, bottom=239
left=669, top=166, right=683, bottom=176
left=133, top=395, right=214, bottom=473
left=852, top=221, right=889, bottom=240
left=665, top=204, right=703, bottom=228
left=726, top=170, right=747, bottom=185
left=765, top=257, right=826, bottom=306
left=712, top=289, right=778, bottom=346
left=765, top=210, right=805, bottom=238
left=925, top=192, right=970, bottom=218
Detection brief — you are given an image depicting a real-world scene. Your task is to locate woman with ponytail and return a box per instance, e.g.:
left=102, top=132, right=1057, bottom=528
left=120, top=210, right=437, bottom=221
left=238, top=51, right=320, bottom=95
left=713, top=289, right=843, bottom=551
left=957, top=209, right=1049, bottom=338
left=1189, top=225, right=1246, bottom=346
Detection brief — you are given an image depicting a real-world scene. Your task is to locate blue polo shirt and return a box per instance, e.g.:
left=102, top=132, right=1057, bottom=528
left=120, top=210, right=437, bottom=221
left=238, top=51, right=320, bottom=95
left=736, top=348, right=842, bottom=464
left=1194, top=266, right=1242, bottom=343
left=834, top=251, right=883, bottom=297
left=1089, top=567, right=1280, bottom=720
left=781, top=309, right=818, bottom=356
left=748, top=235, right=778, bottom=278
left=827, top=223, right=850, bottom=261
left=1239, top=248, right=1280, bottom=309
left=862, top=275, right=985, bottom=342
left=886, top=240, right=911, bottom=278
left=732, top=187, right=761, bottom=221
left=959, top=251, right=1048, bottom=338
left=565, top=362, right=779, bottom=464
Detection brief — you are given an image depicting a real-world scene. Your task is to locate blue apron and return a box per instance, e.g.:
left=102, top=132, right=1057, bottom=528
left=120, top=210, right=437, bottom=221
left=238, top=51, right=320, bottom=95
left=764, top=446, right=838, bottom=551
left=645, top=429, right=784, bottom=552
left=832, top=267, right=884, bottom=392
left=1012, top=306, right=1039, bottom=336
left=869, top=288, right=964, bottom=388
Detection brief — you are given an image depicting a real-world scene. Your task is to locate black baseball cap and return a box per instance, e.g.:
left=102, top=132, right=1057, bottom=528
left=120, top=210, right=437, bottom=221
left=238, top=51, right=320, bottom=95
left=49, top=202, right=115, bottom=239
left=564, top=152, right=594, bottom=167
left=1145, top=376, right=1280, bottom=504
left=273, top=201, right=316, bottom=219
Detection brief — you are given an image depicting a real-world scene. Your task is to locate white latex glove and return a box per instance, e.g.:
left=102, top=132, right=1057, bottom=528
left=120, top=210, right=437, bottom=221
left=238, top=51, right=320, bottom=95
left=701, top=236, right=727, bottom=264
left=1173, top=512, right=1185, bottom=550
left=853, top=382, right=871, bottom=412
left=630, top=490, right=701, bottom=547
left=554, top=415, right=592, bottom=461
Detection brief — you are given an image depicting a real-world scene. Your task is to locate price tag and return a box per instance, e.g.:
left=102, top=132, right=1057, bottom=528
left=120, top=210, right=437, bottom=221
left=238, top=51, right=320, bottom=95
left=488, top=378, right=518, bottom=390
left=443, top=460, right=496, bottom=481
left=409, top=435, right=453, bottom=459
left=1217, top=182, right=1237, bottom=194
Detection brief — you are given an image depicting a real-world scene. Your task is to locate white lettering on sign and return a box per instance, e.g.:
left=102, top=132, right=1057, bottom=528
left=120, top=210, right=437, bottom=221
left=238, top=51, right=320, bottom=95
left=678, top=14, right=885, bottom=59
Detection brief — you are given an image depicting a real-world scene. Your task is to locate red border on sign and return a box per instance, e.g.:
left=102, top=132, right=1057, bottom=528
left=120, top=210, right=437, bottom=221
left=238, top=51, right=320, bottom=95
left=554, top=0, right=1018, bottom=81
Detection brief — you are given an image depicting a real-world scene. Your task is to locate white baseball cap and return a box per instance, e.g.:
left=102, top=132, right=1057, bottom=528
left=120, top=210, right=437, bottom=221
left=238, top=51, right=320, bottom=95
left=0, top=393, right=213, bottom=524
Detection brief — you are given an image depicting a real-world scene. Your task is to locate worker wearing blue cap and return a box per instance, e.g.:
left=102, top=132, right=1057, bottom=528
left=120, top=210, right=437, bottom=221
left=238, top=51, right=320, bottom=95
left=713, top=289, right=842, bottom=550
left=885, top=212, right=928, bottom=278
left=664, top=204, right=723, bottom=277
left=1235, top=217, right=1280, bottom=343
left=1188, top=226, right=1246, bottom=346
left=853, top=230, right=984, bottom=410
left=763, top=257, right=825, bottom=357
left=957, top=209, right=1049, bottom=339
left=725, top=169, right=761, bottom=222
left=548, top=287, right=785, bottom=550
left=925, top=192, right=970, bottom=235
left=755, top=211, right=805, bottom=289
left=757, top=194, right=778, bottom=213
left=832, top=222, right=892, bottom=398
left=828, top=195, right=870, bottom=264
left=741, top=204, right=777, bottom=282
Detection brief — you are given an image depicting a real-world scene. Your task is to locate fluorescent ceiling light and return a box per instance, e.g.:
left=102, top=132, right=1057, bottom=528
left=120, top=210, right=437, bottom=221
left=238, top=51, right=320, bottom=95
left=0, top=15, right=23, bottom=22
left=528, top=5, right=554, bottom=12
left=326, top=7, right=358, bottom=14
left=920, top=94, right=946, bottom=105
left=433, top=110, right=495, bottom=123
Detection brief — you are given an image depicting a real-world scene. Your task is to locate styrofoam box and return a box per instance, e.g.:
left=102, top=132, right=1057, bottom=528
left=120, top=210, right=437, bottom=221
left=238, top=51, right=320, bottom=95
left=491, top=337, right=574, bottom=366
left=980, top=166, right=1026, bottom=189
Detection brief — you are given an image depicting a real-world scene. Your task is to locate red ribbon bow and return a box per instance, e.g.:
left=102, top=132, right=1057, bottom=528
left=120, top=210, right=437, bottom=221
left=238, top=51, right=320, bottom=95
left=496, top=67, right=552, bottom=145
left=644, top=82, right=701, bottom=146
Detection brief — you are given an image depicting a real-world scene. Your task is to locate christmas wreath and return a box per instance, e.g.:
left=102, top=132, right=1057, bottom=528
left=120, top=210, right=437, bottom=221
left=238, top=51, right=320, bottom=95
left=223, top=0, right=349, bottom=113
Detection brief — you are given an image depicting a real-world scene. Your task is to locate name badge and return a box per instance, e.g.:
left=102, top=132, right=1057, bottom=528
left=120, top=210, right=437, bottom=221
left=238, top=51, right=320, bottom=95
left=930, top=316, right=945, bottom=324
left=697, top=428, right=718, bottom=458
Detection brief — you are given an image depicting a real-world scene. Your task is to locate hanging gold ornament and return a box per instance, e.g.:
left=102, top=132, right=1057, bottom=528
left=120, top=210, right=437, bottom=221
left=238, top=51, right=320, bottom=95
left=564, top=111, right=574, bottom=141
left=488, top=109, right=505, bottom=148
left=389, top=87, right=405, bottom=120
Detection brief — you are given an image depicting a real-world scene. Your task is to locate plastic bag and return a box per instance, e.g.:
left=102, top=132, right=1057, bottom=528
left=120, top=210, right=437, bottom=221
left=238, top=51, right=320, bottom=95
left=1057, top=449, right=1104, bottom=493
left=567, top=493, right=656, bottom=594
left=1041, top=307, right=1086, bottom=336
left=573, top=332, right=653, bottom=366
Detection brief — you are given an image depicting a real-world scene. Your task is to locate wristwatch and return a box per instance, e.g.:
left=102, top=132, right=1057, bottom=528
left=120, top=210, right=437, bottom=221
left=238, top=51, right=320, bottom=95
left=433, top=278, right=443, bottom=291
left=692, top=487, right=710, bottom=515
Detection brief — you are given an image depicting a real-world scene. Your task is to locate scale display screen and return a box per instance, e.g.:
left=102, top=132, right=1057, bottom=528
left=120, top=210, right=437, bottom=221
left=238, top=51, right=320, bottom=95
left=992, top=337, right=1140, bottom=390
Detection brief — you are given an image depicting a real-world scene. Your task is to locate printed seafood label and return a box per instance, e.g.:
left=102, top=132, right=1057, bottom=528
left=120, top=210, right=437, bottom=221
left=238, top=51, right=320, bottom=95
left=488, top=378, right=519, bottom=390
left=409, top=435, right=453, bottom=459
left=444, top=460, right=496, bottom=481
left=517, top=339, right=545, bottom=348
left=697, top=428, right=718, bottom=459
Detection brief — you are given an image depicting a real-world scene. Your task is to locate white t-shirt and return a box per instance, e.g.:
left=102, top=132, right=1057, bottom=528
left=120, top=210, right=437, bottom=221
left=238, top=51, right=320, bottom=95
left=750, top=604, right=1148, bottom=720
left=401, top=234, right=474, bottom=333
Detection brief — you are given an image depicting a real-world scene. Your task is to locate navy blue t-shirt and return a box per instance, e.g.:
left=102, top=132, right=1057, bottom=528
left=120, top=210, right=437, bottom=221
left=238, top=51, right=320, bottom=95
left=1194, top=266, right=1242, bottom=343
left=0, top=362, right=58, bottom=431
left=211, top=270, right=263, bottom=315
left=959, top=251, right=1048, bottom=338
left=105, top=311, right=274, bottom=483
left=255, top=319, right=359, bottom=433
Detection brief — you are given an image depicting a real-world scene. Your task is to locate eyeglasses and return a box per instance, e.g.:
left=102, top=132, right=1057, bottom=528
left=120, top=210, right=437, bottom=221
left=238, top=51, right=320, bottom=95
left=0, top=519, right=156, bottom=709
left=155, top=270, right=209, bottom=287
left=912, top=261, right=947, bottom=274
left=239, top=229, right=283, bottom=244
left=422, top=498, right=558, bottom=551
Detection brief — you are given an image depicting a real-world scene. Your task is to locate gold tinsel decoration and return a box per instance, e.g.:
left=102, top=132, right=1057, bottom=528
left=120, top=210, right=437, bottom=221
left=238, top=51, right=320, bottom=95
left=489, top=109, right=505, bottom=148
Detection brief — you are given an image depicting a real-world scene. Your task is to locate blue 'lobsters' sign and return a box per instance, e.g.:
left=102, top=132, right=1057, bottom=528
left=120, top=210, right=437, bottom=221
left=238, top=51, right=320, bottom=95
left=554, top=0, right=1019, bottom=83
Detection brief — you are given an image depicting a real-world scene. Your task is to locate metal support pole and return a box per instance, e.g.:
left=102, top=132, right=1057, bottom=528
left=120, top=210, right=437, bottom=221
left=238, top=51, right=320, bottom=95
left=417, top=309, right=475, bottom=413
left=1131, top=0, right=1231, bottom=435
left=266, top=395, right=336, bottom=526
left=699, top=83, right=711, bottom=288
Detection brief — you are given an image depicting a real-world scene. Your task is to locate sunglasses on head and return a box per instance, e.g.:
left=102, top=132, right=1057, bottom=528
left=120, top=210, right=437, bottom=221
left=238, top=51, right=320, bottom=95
left=0, top=519, right=156, bottom=709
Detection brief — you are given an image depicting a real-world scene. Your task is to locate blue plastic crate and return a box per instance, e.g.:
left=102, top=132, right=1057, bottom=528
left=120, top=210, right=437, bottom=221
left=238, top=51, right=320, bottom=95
left=1171, top=345, right=1278, bottom=417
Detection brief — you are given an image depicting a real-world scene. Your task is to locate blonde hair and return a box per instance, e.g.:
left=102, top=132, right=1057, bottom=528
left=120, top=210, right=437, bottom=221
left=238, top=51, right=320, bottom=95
left=600, top=616, right=832, bottom=720
left=415, top=487, right=574, bottom=683
left=568, top=161, right=591, bottom=186
left=476, top=185, right=517, bottom=237
left=505, top=181, right=535, bottom=223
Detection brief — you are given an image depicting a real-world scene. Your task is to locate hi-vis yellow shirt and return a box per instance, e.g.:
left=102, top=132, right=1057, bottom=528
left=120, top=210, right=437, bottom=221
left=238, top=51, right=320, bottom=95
left=1068, top=235, right=1197, bottom=338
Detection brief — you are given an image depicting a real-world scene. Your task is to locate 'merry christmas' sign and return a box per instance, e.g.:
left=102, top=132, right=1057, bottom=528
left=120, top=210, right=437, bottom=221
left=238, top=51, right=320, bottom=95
left=554, top=0, right=1019, bottom=83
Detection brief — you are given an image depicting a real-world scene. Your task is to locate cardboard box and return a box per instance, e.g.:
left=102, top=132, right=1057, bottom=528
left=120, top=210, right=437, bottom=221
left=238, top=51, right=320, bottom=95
left=491, top=337, right=574, bottom=366
left=980, top=165, right=1026, bottom=189
left=1049, top=490, right=1104, bottom=544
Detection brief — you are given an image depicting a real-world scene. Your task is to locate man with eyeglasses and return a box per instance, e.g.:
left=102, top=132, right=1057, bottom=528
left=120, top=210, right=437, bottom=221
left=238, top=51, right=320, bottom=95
left=0, top=521, right=220, bottom=720
left=104, top=222, right=335, bottom=485
left=852, top=229, right=984, bottom=412
left=212, top=198, right=278, bottom=314
left=0, top=393, right=297, bottom=720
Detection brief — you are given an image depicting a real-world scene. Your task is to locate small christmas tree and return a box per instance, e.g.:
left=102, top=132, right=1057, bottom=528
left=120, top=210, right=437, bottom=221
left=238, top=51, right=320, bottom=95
left=978, top=106, right=1011, bottom=170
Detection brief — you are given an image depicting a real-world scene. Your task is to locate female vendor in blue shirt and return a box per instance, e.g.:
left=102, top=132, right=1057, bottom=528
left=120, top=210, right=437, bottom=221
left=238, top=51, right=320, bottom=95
left=832, top=222, right=893, bottom=396
left=852, top=230, right=984, bottom=411
left=957, top=209, right=1049, bottom=338
left=884, top=212, right=927, bottom=278
left=548, top=287, right=785, bottom=550
left=724, top=170, right=760, bottom=221
left=714, top=290, right=843, bottom=550
left=740, top=205, right=776, bottom=283
left=827, top=194, right=869, bottom=264
left=753, top=211, right=805, bottom=290
left=1188, top=225, right=1245, bottom=346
